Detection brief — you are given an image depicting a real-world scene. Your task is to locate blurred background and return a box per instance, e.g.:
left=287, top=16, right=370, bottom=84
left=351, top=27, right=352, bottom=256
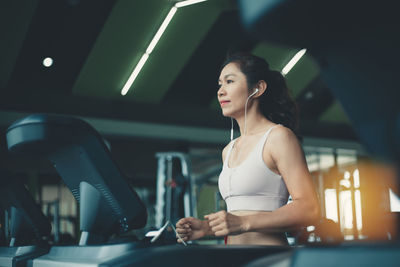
left=1, top=0, right=398, bottom=246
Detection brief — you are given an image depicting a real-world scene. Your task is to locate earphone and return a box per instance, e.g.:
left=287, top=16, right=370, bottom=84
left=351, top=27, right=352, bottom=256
left=230, top=88, right=259, bottom=140
left=251, top=88, right=259, bottom=96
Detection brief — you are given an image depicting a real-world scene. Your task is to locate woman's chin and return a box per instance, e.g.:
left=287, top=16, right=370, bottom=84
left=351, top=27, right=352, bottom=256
left=221, top=110, right=236, bottom=118
left=221, top=111, right=232, bottom=117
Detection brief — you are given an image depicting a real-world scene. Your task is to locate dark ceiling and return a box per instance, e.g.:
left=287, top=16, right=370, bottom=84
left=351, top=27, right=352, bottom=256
left=0, top=0, right=359, bottom=186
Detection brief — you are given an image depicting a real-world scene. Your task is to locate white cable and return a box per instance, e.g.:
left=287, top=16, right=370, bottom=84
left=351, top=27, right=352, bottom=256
left=244, top=90, right=257, bottom=135
left=244, top=96, right=250, bottom=136
left=149, top=220, right=187, bottom=246
left=230, top=118, right=234, bottom=141
left=150, top=220, right=169, bottom=243
left=170, top=222, right=188, bottom=246
left=230, top=90, right=257, bottom=164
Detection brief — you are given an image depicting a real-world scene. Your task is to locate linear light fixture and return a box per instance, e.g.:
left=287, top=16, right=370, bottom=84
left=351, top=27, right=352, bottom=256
left=121, top=0, right=207, bottom=96
left=121, top=53, right=149, bottom=96
left=146, top=7, right=178, bottom=54
left=281, top=48, right=307, bottom=76
left=175, top=0, right=207, bottom=8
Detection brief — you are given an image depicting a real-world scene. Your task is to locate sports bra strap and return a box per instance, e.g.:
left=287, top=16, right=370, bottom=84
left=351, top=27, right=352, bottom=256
left=224, top=140, right=236, bottom=167
left=258, top=124, right=281, bottom=146
left=224, top=124, right=280, bottom=167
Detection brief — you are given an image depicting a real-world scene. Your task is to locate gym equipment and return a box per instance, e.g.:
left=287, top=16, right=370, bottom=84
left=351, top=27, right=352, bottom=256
left=7, top=114, right=147, bottom=245
left=154, top=152, right=196, bottom=228
left=0, top=171, right=51, bottom=267
left=245, top=243, right=400, bottom=267
left=6, top=114, right=147, bottom=265
left=6, top=114, right=292, bottom=266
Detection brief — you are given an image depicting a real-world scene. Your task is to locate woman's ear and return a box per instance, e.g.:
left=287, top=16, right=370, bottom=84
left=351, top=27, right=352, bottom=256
left=255, top=80, right=267, bottom=97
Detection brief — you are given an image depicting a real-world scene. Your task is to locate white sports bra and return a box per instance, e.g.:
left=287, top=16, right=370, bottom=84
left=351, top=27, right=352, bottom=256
left=218, top=125, right=289, bottom=212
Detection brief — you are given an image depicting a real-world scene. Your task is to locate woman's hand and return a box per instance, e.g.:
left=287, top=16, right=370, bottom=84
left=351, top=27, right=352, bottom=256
left=204, top=211, right=249, bottom=237
left=175, top=217, right=211, bottom=243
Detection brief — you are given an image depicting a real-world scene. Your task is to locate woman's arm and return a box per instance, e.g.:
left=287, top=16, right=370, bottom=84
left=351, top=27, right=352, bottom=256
left=175, top=142, right=232, bottom=242
left=206, top=126, right=320, bottom=236
left=175, top=217, right=213, bottom=242
left=247, top=126, right=320, bottom=232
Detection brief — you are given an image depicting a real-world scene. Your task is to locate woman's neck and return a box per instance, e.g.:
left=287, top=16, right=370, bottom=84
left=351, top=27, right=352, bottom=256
left=235, top=108, right=271, bottom=136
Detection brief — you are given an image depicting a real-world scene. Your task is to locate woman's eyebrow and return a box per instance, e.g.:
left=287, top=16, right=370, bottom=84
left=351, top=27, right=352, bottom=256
left=224, top=74, right=236, bottom=79
left=218, top=73, right=237, bottom=82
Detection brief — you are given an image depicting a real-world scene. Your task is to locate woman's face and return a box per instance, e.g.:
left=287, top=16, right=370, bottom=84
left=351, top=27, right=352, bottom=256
left=217, top=62, right=250, bottom=117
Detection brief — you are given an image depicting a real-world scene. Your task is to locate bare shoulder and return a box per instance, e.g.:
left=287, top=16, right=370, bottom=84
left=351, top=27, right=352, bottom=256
left=267, top=125, right=301, bottom=158
left=269, top=125, right=297, bottom=143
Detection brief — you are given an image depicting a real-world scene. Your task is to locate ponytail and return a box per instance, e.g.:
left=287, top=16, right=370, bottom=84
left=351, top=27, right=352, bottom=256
left=221, top=52, right=299, bottom=133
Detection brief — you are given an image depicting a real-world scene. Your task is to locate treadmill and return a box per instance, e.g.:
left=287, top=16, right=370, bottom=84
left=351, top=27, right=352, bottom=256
left=6, top=114, right=291, bottom=267
left=0, top=172, right=51, bottom=267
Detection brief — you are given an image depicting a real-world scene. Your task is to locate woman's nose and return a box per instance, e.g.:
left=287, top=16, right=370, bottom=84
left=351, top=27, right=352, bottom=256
left=217, top=86, right=225, bottom=97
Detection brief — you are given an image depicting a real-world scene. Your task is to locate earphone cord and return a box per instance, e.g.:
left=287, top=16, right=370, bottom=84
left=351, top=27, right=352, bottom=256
left=230, top=117, right=234, bottom=141
left=244, top=95, right=251, bottom=136
left=230, top=93, right=254, bottom=166
left=230, top=92, right=254, bottom=141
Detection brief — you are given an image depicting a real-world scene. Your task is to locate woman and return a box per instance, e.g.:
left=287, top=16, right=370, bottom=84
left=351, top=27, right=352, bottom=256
left=176, top=52, right=319, bottom=245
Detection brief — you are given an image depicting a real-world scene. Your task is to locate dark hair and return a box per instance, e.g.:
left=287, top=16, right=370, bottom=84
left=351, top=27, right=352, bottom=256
left=221, top=52, right=299, bottom=133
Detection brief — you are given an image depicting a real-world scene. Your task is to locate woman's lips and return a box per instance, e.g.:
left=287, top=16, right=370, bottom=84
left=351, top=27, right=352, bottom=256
left=220, top=100, right=230, bottom=107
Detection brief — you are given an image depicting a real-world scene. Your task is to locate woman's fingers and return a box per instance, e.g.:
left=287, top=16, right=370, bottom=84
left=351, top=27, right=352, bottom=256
left=206, top=211, right=228, bottom=228
left=211, top=222, right=226, bottom=232
left=176, top=223, right=190, bottom=229
left=204, top=213, right=217, bottom=221
left=176, top=222, right=191, bottom=231
left=176, top=218, right=190, bottom=227
left=177, top=236, right=189, bottom=242
left=205, top=211, right=227, bottom=224
left=205, top=211, right=226, bottom=219
left=176, top=227, right=191, bottom=234
left=208, top=217, right=222, bottom=228
left=214, top=229, right=229, bottom=237
left=205, top=211, right=236, bottom=236
left=176, top=235, right=189, bottom=241
left=176, top=221, right=192, bottom=242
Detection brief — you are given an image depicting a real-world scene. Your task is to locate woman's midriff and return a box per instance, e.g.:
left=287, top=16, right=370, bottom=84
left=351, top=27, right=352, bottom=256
left=227, top=210, right=288, bottom=246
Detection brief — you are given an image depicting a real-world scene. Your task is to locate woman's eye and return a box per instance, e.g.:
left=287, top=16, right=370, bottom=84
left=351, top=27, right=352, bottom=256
left=227, top=80, right=233, bottom=84
left=218, top=84, right=222, bottom=88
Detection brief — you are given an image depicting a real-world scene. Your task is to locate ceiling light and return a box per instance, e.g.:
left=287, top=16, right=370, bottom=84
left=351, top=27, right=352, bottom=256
left=305, top=91, right=313, bottom=100
left=121, top=53, right=149, bottom=96
left=121, top=1, right=207, bottom=96
left=146, top=7, right=177, bottom=54
left=43, top=57, right=53, bottom=67
left=281, top=48, right=306, bottom=76
left=175, top=0, right=207, bottom=8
